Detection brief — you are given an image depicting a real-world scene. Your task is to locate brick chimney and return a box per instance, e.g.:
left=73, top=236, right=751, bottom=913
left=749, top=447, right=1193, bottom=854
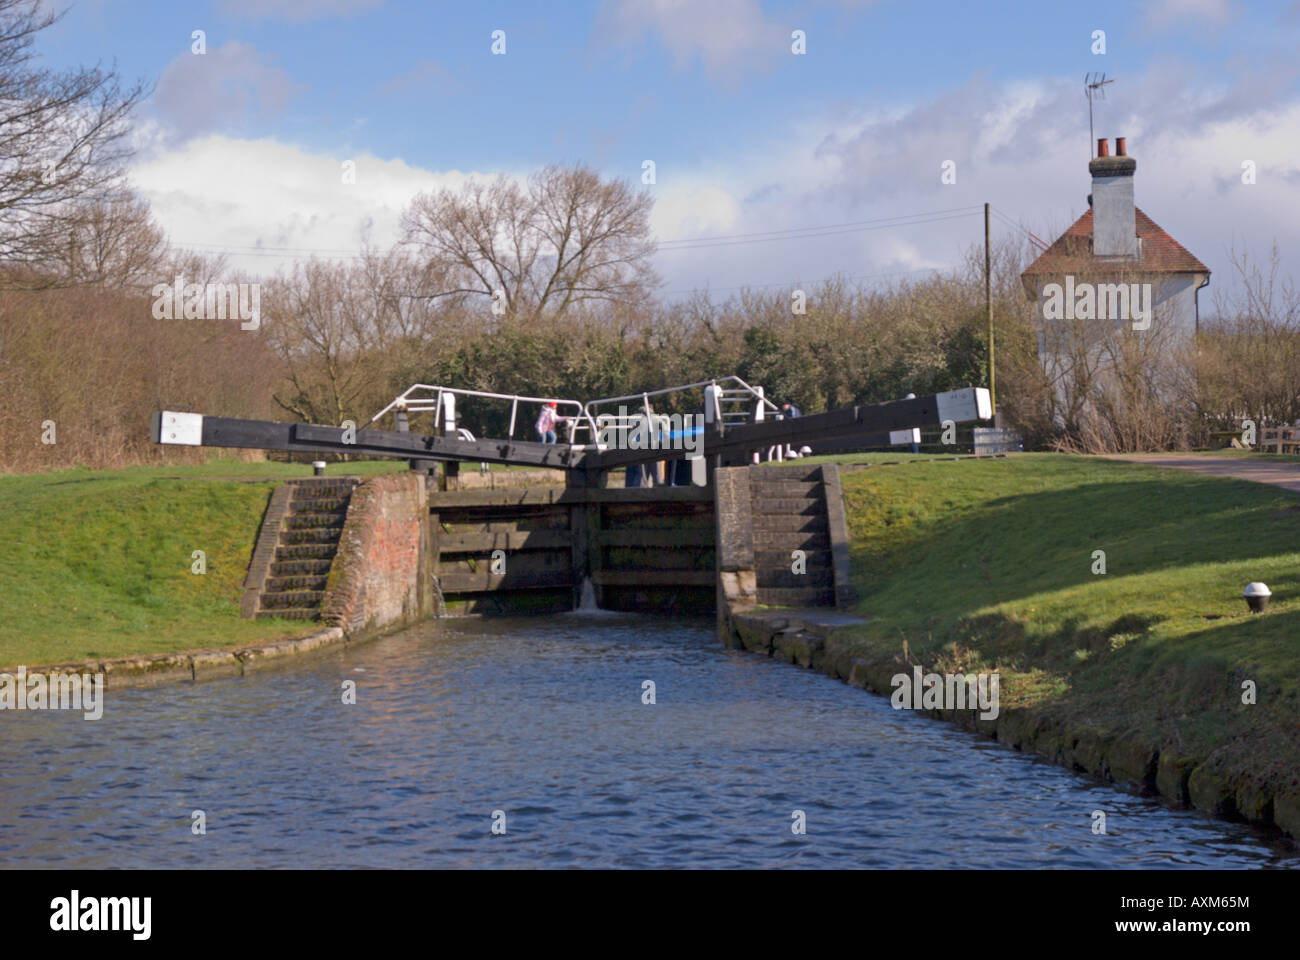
left=1088, top=137, right=1137, bottom=258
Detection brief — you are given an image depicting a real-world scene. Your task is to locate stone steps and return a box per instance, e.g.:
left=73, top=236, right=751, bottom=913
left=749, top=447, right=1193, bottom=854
left=259, top=589, right=327, bottom=610
left=283, top=512, right=346, bottom=531
left=751, top=530, right=831, bottom=550
left=287, top=479, right=358, bottom=500
left=254, top=608, right=320, bottom=621
left=270, top=558, right=334, bottom=577
left=755, top=585, right=836, bottom=606
left=748, top=480, right=823, bottom=498
left=744, top=464, right=841, bottom=611
left=754, top=549, right=833, bottom=569
left=754, top=465, right=822, bottom=482
left=751, top=496, right=825, bottom=516
left=289, top=496, right=350, bottom=514
left=750, top=514, right=829, bottom=533
left=265, top=574, right=329, bottom=592
left=276, top=543, right=337, bottom=562
left=246, top=478, right=358, bottom=621
left=280, top=527, right=346, bottom=544
left=756, top=567, right=833, bottom=589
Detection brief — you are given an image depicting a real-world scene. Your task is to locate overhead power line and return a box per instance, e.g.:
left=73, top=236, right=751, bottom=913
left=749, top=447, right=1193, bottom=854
left=656, top=210, right=982, bottom=252
left=159, top=203, right=1048, bottom=297
left=663, top=204, right=1053, bottom=299
left=664, top=264, right=947, bottom=298
left=655, top=205, right=984, bottom=249
left=989, top=206, right=1050, bottom=251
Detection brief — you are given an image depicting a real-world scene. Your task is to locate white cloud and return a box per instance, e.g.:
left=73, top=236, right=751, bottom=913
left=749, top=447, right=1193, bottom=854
left=127, top=64, right=1300, bottom=307
left=651, top=182, right=743, bottom=238
left=643, top=68, right=1300, bottom=300
left=129, top=135, right=493, bottom=274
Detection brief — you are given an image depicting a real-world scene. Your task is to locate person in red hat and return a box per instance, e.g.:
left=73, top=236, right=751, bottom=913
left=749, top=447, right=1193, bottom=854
left=535, top=401, right=567, bottom=444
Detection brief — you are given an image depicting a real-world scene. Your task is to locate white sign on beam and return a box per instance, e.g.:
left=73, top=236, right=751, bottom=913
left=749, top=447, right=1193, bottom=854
left=935, top=388, right=992, bottom=425
left=158, top=411, right=203, bottom=446
left=889, top=428, right=921, bottom=445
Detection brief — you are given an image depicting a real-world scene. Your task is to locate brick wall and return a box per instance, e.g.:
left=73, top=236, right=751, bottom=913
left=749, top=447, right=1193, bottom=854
left=322, top=473, right=431, bottom=636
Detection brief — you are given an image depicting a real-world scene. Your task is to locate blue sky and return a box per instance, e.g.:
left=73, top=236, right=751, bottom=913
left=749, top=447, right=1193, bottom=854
left=37, top=0, right=1300, bottom=301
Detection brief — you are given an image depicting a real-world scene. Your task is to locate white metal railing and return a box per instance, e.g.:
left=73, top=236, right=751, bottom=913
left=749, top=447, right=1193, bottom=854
left=368, top=377, right=785, bottom=453
left=595, top=411, right=673, bottom=441
left=368, top=384, right=598, bottom=444
left=583, top=376, right=778, bottom=424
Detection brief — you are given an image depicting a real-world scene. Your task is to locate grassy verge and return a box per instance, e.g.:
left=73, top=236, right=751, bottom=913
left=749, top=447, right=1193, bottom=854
left=790, top=451, right=936, bottom=464
left=1191, top=449, right=1300, bottom=463
left=833, top=453, right=1300, bottom=819
left=0, top=459, right=405, bottom=668
left=20, top=459, right=414, bottom=481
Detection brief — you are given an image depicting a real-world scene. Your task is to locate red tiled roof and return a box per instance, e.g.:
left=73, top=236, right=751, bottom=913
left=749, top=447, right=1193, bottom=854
left=1021, top=207, right=1210, bottom=275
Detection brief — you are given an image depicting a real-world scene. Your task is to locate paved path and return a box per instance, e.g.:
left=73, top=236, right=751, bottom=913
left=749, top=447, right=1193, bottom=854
left=1104, top=455, right=1300, bottom=494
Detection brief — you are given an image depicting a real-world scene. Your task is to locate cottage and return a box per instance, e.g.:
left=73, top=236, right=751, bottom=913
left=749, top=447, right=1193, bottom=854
left=1021, top=137, right=1210, bottom=342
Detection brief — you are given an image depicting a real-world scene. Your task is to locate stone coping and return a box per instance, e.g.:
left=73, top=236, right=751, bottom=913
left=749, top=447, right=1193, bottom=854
left=7, top=625, right=351, bottom=689
left=733, top=607, right=870, bottom=636
left=726, top=609, right=1300, bottom=842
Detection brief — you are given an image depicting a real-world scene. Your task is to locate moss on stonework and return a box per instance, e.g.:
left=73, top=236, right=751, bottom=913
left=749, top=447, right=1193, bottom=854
left=823, top=453, right=1300, bottom=839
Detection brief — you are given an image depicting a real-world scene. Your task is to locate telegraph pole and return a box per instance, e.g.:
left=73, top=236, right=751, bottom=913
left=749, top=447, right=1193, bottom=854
left=985, top=202, right=994, bottom=416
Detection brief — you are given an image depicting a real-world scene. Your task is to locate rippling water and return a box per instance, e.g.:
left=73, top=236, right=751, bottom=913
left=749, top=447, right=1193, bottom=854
left=1, top=613, right=1295, bottom=868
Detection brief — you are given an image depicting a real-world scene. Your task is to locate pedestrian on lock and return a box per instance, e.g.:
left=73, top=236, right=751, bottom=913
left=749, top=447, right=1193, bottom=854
left=780, top=401, right=803, bottom=458
left=536, top=401, right=566, bottom=444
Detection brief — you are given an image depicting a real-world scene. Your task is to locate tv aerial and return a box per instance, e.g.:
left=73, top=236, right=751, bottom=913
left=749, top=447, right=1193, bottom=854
left=1084, top=73, right=1115, bottom=158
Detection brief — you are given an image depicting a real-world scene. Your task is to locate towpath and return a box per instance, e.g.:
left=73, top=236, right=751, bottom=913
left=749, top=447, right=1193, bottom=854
left=1103, top=454, right=1300, bottom=494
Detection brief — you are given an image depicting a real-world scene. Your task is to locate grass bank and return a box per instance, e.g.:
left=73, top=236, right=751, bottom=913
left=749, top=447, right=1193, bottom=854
left=0, top=459, right=408, bottom=668
left=1199, top=449, right=1300, bottom=463
left=830, top=453, right=1300, bottom=831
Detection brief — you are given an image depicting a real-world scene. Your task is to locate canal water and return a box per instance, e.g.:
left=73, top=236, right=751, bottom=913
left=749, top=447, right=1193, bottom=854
left=2, top=614, right=1296, bottom=868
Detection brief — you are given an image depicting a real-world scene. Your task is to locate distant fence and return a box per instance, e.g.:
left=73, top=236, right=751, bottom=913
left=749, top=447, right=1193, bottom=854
left=973, top=428, right=1023, bottom=455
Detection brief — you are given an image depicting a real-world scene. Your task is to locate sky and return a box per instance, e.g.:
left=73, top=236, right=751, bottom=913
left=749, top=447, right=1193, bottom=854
left=36, top=0, right=1300, bottom=304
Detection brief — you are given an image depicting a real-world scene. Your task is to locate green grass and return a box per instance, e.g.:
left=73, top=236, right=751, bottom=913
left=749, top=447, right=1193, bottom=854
left=786, top=451, right=937, bottom=465
left=836, top=453, right=1300, bottom=785
left=0, top=458, right=410, bottom=668
left=1192, top=449, right=1300, bottom=463
left=0, top=456, right=556, bottom=668
left=27, top=458, right=414, bottom=482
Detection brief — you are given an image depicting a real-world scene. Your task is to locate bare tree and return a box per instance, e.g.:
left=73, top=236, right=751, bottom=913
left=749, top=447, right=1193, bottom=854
left=55, top=190, right=167, bottom=287
left=1032, top=257, right=1197, bottom=452
left=400, top=163, right=659, bottom=321
left=1194, top=243, right=1300, bottom=431
left=261, top=252, right=428, bottom=426
left=0, top=0, right=148, bottom=278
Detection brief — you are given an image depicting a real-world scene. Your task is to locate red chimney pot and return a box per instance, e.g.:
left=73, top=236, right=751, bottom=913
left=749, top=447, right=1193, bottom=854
left=1116, top=137, right=1127, bottom=156
left=1096, top=138, right=1110, bottom=157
